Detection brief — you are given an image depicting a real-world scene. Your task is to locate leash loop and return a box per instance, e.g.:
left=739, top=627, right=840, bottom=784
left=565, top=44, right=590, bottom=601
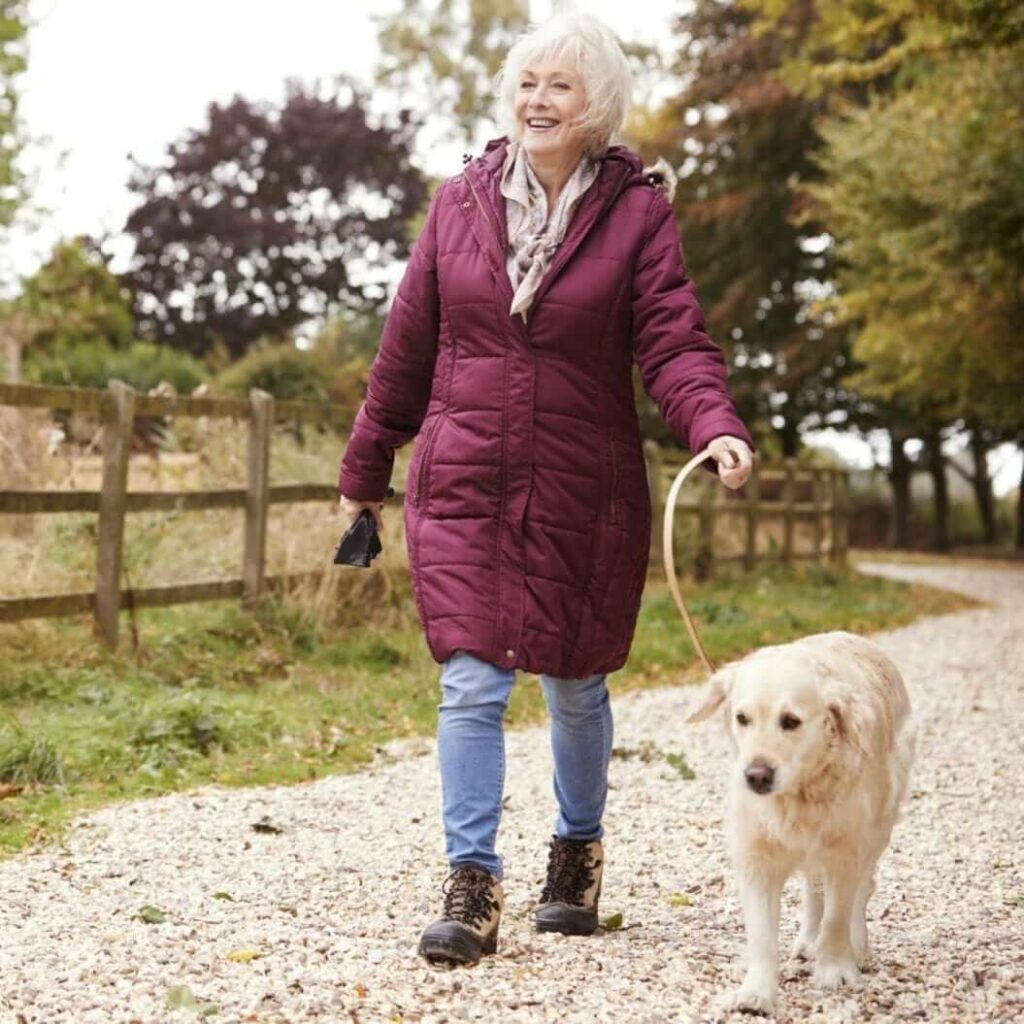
left=661, top=448, right=718, bottom=677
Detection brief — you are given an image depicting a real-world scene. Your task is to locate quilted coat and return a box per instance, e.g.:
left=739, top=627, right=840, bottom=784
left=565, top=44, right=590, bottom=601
left=339, top=136, right=753, bottom=679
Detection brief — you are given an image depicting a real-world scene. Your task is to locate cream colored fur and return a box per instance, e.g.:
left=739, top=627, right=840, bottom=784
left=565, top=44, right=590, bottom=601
left=687, top=631, right=916, bottom=1015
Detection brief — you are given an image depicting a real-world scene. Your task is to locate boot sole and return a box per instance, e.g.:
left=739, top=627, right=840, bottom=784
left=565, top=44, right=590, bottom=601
left=418, top=922, right=498, bottom=966
left=534, top=904, right=599, bottom=936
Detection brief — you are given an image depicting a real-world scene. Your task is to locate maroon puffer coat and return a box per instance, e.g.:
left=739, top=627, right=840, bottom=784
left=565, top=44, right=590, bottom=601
left=339, top=136, right=752, bottom=678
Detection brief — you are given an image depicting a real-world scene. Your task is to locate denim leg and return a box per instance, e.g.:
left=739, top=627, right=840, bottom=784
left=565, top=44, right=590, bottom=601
left=437, top=650, right=515, bottom=880
left=539, top=671, right=613, bottom=842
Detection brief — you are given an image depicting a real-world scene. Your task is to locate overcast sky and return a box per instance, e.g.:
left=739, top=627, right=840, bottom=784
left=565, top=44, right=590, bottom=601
left=5, top=0, right=674, bottom=282
left=6, top=0, right=1019, bottom=490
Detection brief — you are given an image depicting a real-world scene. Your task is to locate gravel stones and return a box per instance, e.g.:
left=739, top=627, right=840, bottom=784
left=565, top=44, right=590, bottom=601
left=1, top=562, right=1022, bottom=1023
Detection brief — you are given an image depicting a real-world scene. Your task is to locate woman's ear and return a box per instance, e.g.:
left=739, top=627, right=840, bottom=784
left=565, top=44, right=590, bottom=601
left=686, top=664, right=738, bottom=725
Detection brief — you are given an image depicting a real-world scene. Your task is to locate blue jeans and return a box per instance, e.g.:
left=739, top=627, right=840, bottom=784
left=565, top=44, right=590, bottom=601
left=437, top=649, right=613, bottom=880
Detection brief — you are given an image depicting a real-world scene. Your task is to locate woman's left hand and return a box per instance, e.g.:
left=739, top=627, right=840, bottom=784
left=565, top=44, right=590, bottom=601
left=707, top=435, right=754, bottom=490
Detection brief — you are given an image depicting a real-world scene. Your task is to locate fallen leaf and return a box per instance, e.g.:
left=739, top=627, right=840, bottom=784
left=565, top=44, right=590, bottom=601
left=166, top=984, right=196, bottom=1009
left=668, top=893, right=692, bottom=907
left=226, top=949, right=263, bottom=963
left=212, top=891, right=235, bottom=901
left=665, top=752, right=696, bottom=780
left=136, top=904, right=168, bottom=924
left=600, top=912, right=624, bottom=930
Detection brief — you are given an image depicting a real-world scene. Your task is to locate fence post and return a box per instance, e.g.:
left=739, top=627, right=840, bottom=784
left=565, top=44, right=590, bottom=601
left=643, top=439, right=664, bottom=568
left=95, top=380, right=135, bottom=647
left=243, top=389, right=273, bottom=607
left=782, top=458, right=796, bottom=565
left=836, top=470, right=849, bottom=564
left=811, top=468, right=823, bottom=560
left=830, top=469, right=842, bottom=563
left=745, top=461, right=759, bottom=571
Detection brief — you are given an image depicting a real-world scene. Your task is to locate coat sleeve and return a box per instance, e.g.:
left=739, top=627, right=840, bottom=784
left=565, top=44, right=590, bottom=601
left=337, top=181, right=447, bottom=501
left=631, top=190, right=753, bottom=457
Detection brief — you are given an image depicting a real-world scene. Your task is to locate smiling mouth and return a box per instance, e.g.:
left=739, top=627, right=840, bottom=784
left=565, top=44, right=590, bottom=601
left=526, top=118, right=560, bottom=131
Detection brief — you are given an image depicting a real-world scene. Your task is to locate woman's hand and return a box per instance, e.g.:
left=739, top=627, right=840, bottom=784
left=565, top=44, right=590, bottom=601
left=339, top=495, right=384, bottom=531
left=707, top=435, right=754, bottom=490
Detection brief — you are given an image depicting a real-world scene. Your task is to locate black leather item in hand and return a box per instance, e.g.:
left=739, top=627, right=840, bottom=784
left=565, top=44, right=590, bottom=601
left=333, top=509, right=383, bottom=568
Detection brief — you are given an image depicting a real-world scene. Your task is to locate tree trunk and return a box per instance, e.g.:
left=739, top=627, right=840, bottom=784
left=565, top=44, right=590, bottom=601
left=2, top=325, right=21, bottom=382
left=1016, top=439, right=1024, bottom=551
left=925, top=429, right=951, bottom=551
left=888, top=427, right=912, bottom=548
left=777, top=416, right=800, bottom=459
left=968, top=430, right=997, bottom=544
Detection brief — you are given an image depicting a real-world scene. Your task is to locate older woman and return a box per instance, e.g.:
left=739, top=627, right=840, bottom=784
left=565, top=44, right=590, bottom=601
left=338, top=12, right=753, bottom=965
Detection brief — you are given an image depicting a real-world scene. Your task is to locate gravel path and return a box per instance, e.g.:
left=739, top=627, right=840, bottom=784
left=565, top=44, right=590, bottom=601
left=2, top=562, right=1022, bottom=1024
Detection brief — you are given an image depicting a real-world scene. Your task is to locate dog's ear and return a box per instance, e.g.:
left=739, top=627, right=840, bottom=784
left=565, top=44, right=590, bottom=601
left=827, top=698, right=869, bottom=757
left=686, top=664, right=737, bottom=725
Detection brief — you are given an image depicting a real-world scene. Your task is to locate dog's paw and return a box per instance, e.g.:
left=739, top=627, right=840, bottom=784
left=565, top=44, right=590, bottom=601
left=790, top=933, right=817, bottom=961
left=813, top=956, right=860, bottom=990
left=725, top=977, right=778, bottom=1016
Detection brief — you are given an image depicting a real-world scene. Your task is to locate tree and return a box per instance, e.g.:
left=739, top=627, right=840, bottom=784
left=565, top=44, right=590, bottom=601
left=630, top=0, right=862, bottom=456
left=122, top=82, right=429, bottom=359
left=0, top=0, right=27, bottom=230
left=740, top=0, right=1024, bottom=92
left=0, top=1, right=30, bottom=381
left=375, top=0, right=529, bottom=149
left=14, top=237, right=134, bottom=356
left=807, top=45, right=1024, bottom=546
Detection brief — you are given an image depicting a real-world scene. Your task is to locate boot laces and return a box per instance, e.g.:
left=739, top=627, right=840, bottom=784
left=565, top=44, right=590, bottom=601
left=540, top=838, right=598, bottom=906
left=441, top=867, right=498, bottom=927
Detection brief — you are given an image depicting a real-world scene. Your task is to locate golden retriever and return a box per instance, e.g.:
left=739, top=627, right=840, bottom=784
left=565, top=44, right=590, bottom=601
left=687, top=631, right=915, bottom=1015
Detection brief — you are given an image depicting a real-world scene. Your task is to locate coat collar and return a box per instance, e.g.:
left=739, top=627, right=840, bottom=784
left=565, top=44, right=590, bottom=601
left=463, top=137, right=650, bottom=320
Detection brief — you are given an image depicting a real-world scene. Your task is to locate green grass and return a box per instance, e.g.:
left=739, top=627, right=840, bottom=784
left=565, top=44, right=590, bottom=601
left=0, top=562, right=974, bottom=858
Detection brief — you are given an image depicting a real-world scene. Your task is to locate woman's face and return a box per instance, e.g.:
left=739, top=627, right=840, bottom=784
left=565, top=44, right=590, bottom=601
left=514, top=56, right=587, bottom=163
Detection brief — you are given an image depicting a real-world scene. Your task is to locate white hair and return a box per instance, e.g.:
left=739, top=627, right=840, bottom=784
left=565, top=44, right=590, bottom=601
left=494, top=11, right=633, bottom=159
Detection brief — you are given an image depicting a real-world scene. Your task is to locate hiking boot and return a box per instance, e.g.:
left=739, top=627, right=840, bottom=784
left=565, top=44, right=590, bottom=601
left=534, top=836, right=603, bottom=936
left=418, top=865, right=503, bottom=965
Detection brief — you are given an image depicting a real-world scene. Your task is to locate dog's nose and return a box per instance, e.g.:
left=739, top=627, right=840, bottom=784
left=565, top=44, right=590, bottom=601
left=744, top=760, right=775, bottom=794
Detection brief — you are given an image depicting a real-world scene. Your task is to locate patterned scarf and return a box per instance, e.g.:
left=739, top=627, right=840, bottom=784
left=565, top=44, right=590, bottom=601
left=499, top=140, right=599, bottom=322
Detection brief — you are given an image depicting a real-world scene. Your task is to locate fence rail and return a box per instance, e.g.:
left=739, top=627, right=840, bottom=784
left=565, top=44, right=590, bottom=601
left=1, top=380, right=348, bottom=646
left=643, top=440, right=849, bottom=579
left=2, top=381, right=849, bottom=643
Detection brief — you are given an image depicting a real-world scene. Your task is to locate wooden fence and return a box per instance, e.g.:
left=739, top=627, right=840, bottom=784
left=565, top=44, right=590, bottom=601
left=1, top=381, right=848, bottom=645
left=0, top=380, right=352, bottom=646
left=643, top=440, right=849, bottom=579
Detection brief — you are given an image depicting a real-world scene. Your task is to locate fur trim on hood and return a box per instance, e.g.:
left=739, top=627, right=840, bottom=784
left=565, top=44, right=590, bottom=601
left=641, top=157, right=677, bottom=203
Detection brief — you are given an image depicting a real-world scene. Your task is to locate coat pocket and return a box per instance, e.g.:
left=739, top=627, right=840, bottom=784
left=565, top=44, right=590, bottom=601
left=411, top=413, right=445, bottom=509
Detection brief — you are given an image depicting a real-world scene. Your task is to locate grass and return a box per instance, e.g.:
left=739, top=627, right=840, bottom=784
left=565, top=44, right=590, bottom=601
left=0, top=560, right=974, bottom=859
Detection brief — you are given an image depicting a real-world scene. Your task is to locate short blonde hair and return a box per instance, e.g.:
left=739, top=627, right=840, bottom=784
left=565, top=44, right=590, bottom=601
left=494, top=11, right=633, bottom=159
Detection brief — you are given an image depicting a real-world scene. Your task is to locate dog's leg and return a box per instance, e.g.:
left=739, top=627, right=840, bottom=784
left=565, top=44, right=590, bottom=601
left=792, top=871, right=823, bottom=960
left=850, top=870, right=875, bottom=967
left=814, top=852, right=861, bottom=989
left=726, top=859, right=787, bottom=1015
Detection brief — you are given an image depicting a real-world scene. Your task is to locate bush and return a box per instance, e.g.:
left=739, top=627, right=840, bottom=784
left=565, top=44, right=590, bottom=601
left=213, top=343, right=332, bottom=402
left=27, top=339, right=207, bottom=394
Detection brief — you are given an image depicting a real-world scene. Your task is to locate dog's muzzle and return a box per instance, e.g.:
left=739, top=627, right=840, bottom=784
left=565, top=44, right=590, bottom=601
left=744, top=759, right=776, bottom=795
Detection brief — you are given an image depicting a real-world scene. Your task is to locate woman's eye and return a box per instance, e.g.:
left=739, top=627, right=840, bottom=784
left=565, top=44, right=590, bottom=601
left=780, top=714, right=802, bottom=731
left=735, top=712, right=749, bottom=727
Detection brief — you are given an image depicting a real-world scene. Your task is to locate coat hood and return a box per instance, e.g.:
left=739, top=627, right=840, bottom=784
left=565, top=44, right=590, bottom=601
left=474, top=136, right=677, bottom=202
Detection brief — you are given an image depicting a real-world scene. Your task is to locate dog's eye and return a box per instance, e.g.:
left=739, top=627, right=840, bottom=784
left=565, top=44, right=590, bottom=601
left=780, top=714, right=802, bottom=731
left=735, top=712, right=750, bottom=727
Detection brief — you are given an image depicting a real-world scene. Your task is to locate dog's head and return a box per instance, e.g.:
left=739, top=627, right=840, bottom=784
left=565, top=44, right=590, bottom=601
left=686, top=646, right=852, bottom=797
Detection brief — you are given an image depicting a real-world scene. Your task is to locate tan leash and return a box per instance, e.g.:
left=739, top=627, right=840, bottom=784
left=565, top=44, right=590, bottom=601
left=661, top=448, right=718, bottom=677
